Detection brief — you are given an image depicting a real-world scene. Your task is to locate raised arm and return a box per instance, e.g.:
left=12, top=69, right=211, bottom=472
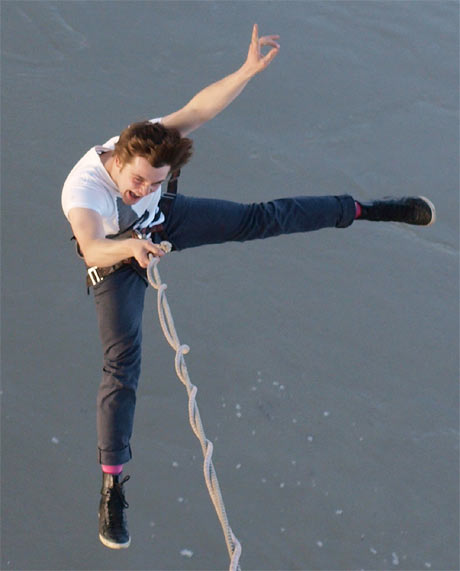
left=162, top=24, right=280, bottom=136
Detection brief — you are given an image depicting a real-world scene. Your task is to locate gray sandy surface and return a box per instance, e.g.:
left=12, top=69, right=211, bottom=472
left=1, top=1, right=459, bottom=570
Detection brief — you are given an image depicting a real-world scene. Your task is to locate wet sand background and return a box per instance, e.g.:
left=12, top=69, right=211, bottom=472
left=1, top=1, right=459, bottom=570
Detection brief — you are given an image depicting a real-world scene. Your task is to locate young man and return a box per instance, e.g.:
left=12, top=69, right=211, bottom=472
left=62, top=25, right=435, bottom=550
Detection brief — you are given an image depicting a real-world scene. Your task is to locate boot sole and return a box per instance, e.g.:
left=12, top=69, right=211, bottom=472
left=99, top=533, right=131, bottom=549
left=419, top=196, right=436, bottom=226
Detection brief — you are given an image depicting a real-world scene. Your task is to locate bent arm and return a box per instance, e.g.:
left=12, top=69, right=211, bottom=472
left=68, top=207, right=164, bottom=268
left=162, top=24, right=280, bottom=136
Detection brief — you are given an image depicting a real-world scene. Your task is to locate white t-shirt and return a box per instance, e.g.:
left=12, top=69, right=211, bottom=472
left=61, top=118, right=164, bottom=238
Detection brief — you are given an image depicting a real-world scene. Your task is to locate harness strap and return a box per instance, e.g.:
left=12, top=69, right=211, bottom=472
left=162, top=168, right=180, bottom=205
left=142, top=168, right=180, bottom=238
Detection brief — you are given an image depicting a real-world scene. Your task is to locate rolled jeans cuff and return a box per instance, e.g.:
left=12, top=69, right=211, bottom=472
left=335, top=195, right=357, bottom=228
left=98, top=444, right=132, bottom=466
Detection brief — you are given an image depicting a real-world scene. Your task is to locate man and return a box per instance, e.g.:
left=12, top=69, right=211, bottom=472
left=62, top=25, right=435, bottom=550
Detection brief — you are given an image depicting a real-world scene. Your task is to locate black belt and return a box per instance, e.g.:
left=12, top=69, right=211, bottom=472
left=86, top=260, right=131, bottom=287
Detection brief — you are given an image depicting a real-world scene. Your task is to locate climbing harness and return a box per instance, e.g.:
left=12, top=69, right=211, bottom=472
left=147, top=246, right=242, bottom=571
left=81, top=169, right=181, bottom=290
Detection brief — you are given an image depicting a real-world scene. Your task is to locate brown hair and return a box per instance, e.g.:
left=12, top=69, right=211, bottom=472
left=113, top=121, right=193, bottom=172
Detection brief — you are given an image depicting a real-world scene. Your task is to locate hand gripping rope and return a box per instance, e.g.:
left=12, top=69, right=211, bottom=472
left=147, top=244, right=242, bottom=571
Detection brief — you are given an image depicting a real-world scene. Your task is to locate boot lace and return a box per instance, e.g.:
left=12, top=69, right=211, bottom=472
left=104, top=475, right=130, bottom=529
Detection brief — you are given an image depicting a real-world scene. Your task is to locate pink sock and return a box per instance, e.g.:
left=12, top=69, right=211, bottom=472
left=354, top=201, right=362, bottom=219
left=101, top=464, right=123, bottom=475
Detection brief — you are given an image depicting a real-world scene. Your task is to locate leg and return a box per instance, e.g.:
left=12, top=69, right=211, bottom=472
left=93, top=265, right=147, bottom=465
left=162, top=193, right=356, bottom=251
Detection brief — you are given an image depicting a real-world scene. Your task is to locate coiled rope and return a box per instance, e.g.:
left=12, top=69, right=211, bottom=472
left=147, top=245, right=242, bottom=571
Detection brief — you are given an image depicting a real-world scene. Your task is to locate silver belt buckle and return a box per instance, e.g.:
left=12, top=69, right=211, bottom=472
left=87, top=266, right=102, bottom=286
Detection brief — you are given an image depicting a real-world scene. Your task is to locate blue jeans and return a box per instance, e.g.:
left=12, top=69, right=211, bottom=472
left=94, top=193, right=356, bottom=464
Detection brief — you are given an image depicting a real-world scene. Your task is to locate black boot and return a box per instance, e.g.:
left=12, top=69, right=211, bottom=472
left=358, top=196, right=436, bottom=226
left=98, top=473, right=131, bottom=549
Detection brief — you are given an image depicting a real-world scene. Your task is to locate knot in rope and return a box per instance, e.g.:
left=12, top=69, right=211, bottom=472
left=147, top=247, right=242, bottom=571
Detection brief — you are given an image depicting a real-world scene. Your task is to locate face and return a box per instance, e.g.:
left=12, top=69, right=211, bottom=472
left=115, top=155, right=170, bottom=206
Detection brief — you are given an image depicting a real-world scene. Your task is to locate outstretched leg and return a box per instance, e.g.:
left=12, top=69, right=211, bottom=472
left=161, top=193, right=435, bottom=251
left=163, top=194, right=357, bottom=251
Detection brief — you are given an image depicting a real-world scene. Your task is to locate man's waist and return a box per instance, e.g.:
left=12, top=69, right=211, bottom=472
left=86, top=259, right=133, bottom=286
left=85, top=223, right=167, bottom=289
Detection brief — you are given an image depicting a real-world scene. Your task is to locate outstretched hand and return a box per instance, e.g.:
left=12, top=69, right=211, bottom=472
left=242, top=23, right=280, bottom=76
left=161, top=23, right=281, bottom=136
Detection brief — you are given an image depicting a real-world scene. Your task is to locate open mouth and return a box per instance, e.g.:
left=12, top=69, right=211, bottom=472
left=128, top=190, right=141, bottom=201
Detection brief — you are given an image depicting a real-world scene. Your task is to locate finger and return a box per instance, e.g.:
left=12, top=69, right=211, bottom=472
left=146, top=242, right=164, bottom=257
left=252, top=23, right=261, bottom=57
left=261, top=40, right=280, bottom=50
left=151, top=248, right=165, bottom=258
left=260, top=34, right=280, bottom=43
left=261, top=47, right=280, bottom=67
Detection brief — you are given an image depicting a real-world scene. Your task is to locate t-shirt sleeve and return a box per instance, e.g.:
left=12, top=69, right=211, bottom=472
left=61, top=174, right=109, bottom=220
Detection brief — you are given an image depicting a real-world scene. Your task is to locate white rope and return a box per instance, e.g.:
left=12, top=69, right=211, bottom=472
left=147, top=245, right=242, bottom=571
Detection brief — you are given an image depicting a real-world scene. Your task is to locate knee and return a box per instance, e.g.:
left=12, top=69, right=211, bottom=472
left=103, top=336, right=142, bottom=385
